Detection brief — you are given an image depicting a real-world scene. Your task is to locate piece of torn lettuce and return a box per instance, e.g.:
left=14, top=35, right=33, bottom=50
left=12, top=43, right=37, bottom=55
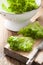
left=18, top=21, right=43, bottom=39
left=7, top=36, right=34, bottom=52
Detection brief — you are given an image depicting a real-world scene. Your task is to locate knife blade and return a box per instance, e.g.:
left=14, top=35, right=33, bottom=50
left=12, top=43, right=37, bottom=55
left=37, top=41, right=43, bottom=50
left=26, top=41, right=43, bottom=65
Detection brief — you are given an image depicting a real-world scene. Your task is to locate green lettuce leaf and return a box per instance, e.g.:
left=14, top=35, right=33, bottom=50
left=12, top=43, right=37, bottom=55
left=7, top=36, right=34, bottom=51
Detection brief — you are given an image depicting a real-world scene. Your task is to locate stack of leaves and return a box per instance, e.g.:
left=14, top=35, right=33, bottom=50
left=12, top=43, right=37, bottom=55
left=7, top=36, right=34, bottom=51
left=2, top=0, right=39, bottom=14
left=19, top=21, right=43, bottom=39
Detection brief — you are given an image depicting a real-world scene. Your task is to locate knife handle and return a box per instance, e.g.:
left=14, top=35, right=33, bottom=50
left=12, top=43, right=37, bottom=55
left=30, top=7, right=43, bottom=23
left=26, top=48, right=38, bottom=65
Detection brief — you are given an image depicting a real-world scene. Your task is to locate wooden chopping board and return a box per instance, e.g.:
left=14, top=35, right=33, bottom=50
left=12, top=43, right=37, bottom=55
left=4, top=38, right=42, bottom=64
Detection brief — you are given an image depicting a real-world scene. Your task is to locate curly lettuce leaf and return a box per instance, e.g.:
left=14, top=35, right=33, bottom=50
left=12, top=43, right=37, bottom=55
left=19, top=21, right=43, bottom=39
left=7, top=36, right=34, bottom=51
left=1, top=0, right=39, bottom=14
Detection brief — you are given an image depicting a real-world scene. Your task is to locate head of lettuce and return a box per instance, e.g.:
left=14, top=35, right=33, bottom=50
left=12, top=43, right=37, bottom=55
left=2, top=0, right=39, bottom=14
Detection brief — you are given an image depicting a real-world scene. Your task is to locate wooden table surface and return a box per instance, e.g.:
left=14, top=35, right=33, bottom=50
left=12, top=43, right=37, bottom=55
left=0, top=13, right=43, bottom=65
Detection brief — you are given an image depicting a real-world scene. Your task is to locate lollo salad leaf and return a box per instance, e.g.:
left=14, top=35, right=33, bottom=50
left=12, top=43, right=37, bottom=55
left=1, top=0, right=39, bottom=14
left=7, top=36, right=34, bottom=51
left=18, top=21, right=43, bottom=39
